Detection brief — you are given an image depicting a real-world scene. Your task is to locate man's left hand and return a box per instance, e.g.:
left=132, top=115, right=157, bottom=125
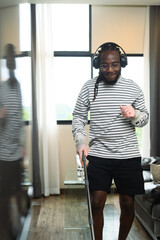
left=120, top=105, right=136, bottom=119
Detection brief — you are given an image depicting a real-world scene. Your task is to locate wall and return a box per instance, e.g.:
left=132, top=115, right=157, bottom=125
left=58, top=124, right=89, bottom=188
left=0, top=5, right=20, bottom=56
left=92, top=6, right=147, bottom=53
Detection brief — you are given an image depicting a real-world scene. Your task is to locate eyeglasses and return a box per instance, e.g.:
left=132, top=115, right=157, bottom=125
left=100, top=62, right=120, bottom=70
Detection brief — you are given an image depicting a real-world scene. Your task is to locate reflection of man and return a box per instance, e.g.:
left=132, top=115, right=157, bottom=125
left=72, top=42, right=149, bottom=240
left=0, top=44, right=24, bottom=239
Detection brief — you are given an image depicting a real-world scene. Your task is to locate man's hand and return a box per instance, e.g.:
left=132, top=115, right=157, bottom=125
left=0, top=107, right=7, bottom=119
left=120, top=105, right=136, bottom=119
left=76, top=144, right=89, bottom=166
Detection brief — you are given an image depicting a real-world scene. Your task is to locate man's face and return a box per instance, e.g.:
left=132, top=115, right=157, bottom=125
left=99, top=50, right=121, bottom=85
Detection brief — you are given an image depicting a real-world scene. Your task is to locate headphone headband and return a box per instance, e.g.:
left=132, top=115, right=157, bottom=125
left=93, top=42, right=128, bottom=69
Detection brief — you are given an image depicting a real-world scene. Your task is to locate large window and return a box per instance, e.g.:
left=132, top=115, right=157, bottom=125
left=54, top=57, right=91, bottom=120
left=52, top=4, right=91, bottom=121
left=93, top=56, right=144, bottom=88
left=52, top=4, right=89, bottom=51
left=122, top=56, right=144, bottom=152
left=53, top=4, right=145, bottom=125
left=0, top=4, right=31, bottom=122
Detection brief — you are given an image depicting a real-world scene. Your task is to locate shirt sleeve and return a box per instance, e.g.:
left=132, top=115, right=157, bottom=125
left=72, top=83, right=90, bottom=147
left=131, top=89, right=149, bottom=127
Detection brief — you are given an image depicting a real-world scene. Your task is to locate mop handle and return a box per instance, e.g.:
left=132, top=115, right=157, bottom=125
left=82, top=153, right=95, bottom=240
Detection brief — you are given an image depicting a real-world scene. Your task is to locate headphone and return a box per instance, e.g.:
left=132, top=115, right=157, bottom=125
left=92, top=42, right=128, bottom=69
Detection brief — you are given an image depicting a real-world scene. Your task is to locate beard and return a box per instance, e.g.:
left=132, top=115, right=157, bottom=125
left=99, top=69, right=121, bottom=85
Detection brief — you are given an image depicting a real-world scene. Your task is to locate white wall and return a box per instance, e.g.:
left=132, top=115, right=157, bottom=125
left=92, top=6, right=147, bottom=53
left=58, top=124, right=89, bottom=188
left=0, top=5, right=20, bottom=56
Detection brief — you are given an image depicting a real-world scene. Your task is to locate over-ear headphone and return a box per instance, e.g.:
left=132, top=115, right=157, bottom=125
left=92, top=42, right=128, bottom=69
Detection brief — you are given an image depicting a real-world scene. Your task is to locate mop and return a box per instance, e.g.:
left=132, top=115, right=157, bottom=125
left=82, top=153, right=95, bottom=240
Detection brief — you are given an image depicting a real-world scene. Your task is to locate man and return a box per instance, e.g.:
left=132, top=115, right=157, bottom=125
left=72, top=42, right=149, bottom=240
left=0, top=44, right=24, bottom=239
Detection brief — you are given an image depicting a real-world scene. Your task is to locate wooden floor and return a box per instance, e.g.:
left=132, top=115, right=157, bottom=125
left=27, top=189, right=152, bottom=240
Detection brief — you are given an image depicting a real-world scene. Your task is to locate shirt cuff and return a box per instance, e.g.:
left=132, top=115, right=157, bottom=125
left=75, top=132, right=86, bottom=147
left=131, top=110, right=141, bottom=125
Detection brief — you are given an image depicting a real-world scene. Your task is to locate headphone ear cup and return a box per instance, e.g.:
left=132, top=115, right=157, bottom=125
left=120, top=55, right=127, bottom=68
left=93, top=55, right=100, bottom=69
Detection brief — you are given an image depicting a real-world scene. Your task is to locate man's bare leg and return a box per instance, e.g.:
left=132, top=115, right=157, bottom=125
left=90, top=191, right=107, bottom=240
left=118, top=194, right=135, bottom=240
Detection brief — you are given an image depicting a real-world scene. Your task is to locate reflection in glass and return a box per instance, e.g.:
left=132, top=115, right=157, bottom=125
left=0, top=57, right=32, bottom=121
left=0, top=44, right=32, bottom=240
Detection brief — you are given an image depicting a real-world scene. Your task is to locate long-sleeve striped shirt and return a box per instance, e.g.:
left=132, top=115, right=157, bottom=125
left=0, top=79, right=24, bottom=161
left=72, top=76, right=149, bottom=159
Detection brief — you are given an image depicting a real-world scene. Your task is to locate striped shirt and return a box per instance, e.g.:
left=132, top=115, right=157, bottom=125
left=72, top=76, right=149, bottom=159
left=0, top=79, right=24, bottom=161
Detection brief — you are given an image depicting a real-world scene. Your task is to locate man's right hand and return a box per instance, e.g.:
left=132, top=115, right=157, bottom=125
left=76, top=144, right=89, bottom=166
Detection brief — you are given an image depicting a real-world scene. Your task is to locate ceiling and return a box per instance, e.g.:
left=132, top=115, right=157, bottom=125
left=0, top=0, right=160, bottom=8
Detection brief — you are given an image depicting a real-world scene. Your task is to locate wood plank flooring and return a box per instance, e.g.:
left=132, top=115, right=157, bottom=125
left=27, top=189, right=153, bottom=240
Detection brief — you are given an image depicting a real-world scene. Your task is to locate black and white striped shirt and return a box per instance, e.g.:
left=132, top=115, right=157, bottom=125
left=72, top=76, right=149, bottom=159
left=0, top=79, right=24, bottom=161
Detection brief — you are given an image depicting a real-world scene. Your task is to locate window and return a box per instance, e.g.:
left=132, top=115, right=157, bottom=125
left=19, top=3, right=31, bottom=121
left=0, top=56, right=32, bottom=121
left=14, top=57, right=32, bottom=121
left=53, top=5, right=145, bottom=126
left=93, top=55, right=144, bottom=88
left=122, top=56, right=144, bottom=153
left=52, top=4, right=89, bottom=51
left=52, top=4, right=91, bottom=121
left=54, top=57, right=91, bottom=120
left=0, top=4, right=32, bottom=122
left=19, top=4, right=31, bottom=52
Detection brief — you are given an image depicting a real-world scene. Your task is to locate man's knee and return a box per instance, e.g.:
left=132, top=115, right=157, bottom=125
left=119, top=195, right=135, bottom=215
left=91, top=191, right=107, bottom=212
left=91, top=198, right=105, bottom=212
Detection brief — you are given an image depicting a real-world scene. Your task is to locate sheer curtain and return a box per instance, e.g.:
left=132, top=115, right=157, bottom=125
left=36, top=4, right=60, bottom=196
left=142, top=6, right=150, bottom=157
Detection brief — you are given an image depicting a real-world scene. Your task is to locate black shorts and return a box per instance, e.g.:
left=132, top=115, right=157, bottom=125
left=0, top=159, right=22, bottom=197
left=87, top=155, right=145, bottom=196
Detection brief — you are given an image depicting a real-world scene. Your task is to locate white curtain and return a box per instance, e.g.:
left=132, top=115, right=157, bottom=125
left=36, top=4, right=60, bottom=196
left=142, top=6, right=150, bottom=157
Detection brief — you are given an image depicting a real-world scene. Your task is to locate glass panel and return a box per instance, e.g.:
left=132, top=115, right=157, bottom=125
left=122, top=57, right=144, bottom=153
left=0, top=54, right=32, bottom=240
left=54, top=57, right=91, bottom=120
left=0, top=57, right=32, bottom=121
left=19, top=4, right=31, bottom=51
left=121, top=56, right=144, bottom=89
left=52, top=4, right=89, bottom=51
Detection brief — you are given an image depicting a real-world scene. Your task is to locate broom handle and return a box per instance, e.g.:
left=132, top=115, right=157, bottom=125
left=82, top=153, right=95, bottom=240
